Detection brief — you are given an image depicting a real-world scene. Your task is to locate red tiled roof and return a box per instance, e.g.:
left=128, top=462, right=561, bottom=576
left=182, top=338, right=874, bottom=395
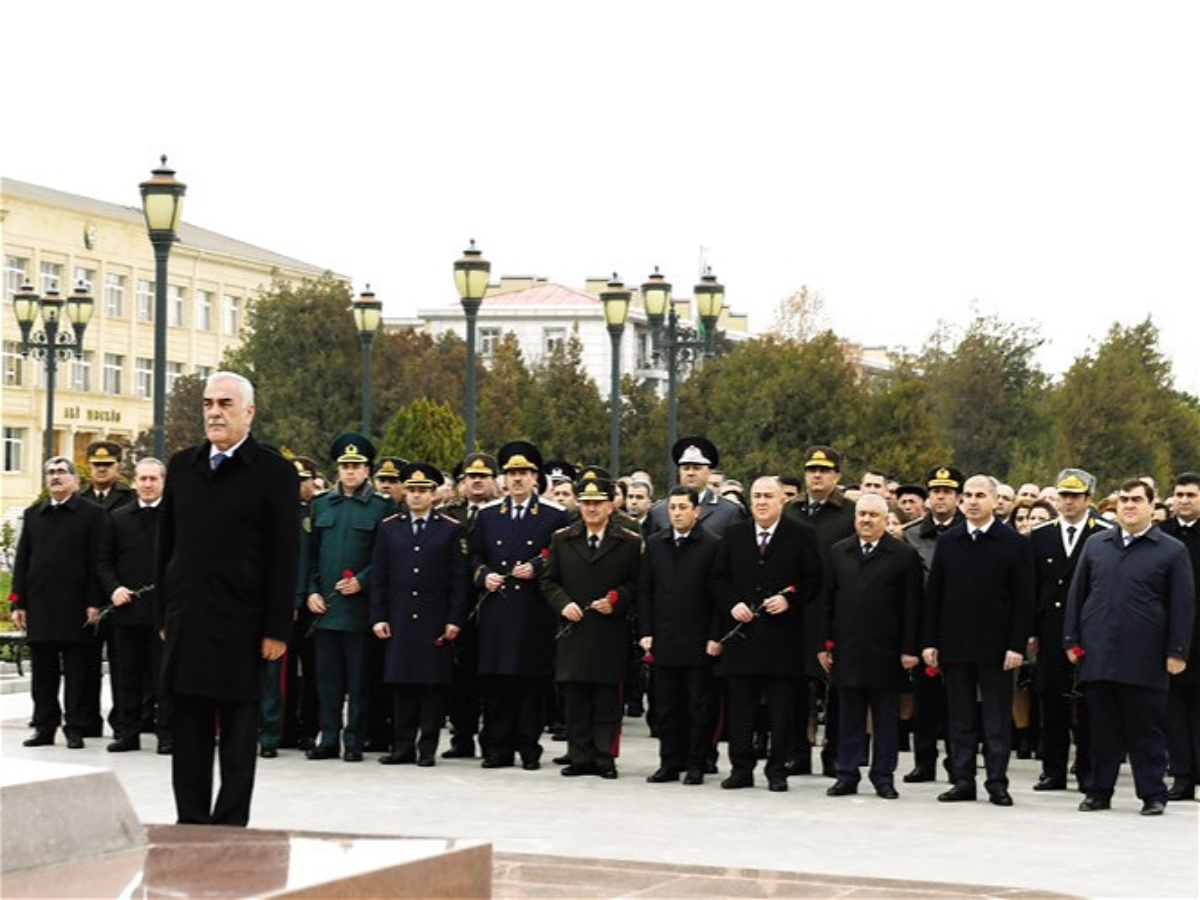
left=483, top=283, right=599, bottom=307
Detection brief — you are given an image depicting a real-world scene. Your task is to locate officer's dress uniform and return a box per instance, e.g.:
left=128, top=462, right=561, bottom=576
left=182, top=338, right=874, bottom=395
left=370, top=510, right=469, bottom=762
left=1162, top=513, right=1200, bottom=799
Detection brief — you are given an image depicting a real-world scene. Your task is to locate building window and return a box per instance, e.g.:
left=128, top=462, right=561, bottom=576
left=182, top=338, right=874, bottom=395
left=40, top=261, right=63, bottom=294
left=636, top=330, right=654, bottom=369
left=2, top=427, right=25, bottom=473
left=73, top=266, right=96, bottom=294
left=543, top=327, right=567, bottom=357
left=222, top=295, right=241, bottom=334
left=168, top=285, right=185, bottom=327
left=195, top=290, right=213, bottom=331
left=136, top=280, right=154, bottom=322
left=5, top=256, right=29, bottom=300
left=167, top=361, right=184, bottom=394
left=3, top=341, right=25, bottom=387
left=105, top=274, right=126, bottom=318
left=479, top=326, right=502, bottom=360
left=135, top=357, right=153, bottom=399
left=195, top=364, right=213, bottom=380
left=104, top=353, right=125, bottom=395
left=70, top=351, right=93, bottom=392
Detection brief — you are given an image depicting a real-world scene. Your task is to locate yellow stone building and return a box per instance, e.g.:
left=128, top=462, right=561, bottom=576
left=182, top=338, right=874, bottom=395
left=1, top=178, right=338, bottom=512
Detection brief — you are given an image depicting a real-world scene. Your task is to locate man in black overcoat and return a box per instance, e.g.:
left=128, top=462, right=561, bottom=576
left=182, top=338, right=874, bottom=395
left=11, top=456, right=106, bottom=749
left=638, top=486, right=722, bottom=784
left=821, top=493, right=922, bottom=799
left=1028, top=467, right=1110, bottom=791
left=1162, top=472, right=1200, bottom=801
left=712, top=476, right=824, bottom=792
left=97, top=457, right=172, bottom=753
left=923, top=474, right=1035, bottom=807
left=154, top=372, right=299, bottom=827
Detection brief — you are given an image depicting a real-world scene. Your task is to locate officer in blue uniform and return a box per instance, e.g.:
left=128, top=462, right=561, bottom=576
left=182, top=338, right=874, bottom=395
left=371, top=462, right=469, bottom=765
left=470, top=441, right=571, bottom=770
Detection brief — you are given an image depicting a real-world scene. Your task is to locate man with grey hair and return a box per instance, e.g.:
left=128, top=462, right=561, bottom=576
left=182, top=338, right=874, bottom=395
left=155, top=371, right=299, bottom=826
left=98, top=457, right=172, bottom=753
left=12, top=456, right=107, bottom=749
left=922, top=474, right=1035, bottom=806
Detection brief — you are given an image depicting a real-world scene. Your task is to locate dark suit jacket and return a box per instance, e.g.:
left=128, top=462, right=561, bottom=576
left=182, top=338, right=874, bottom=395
left=469, top=495, right=571, bottom=677
left=1161, top=517, right=1200, bottom=686
left=12, top=494, right=106, bottom=642
left=369, top=511, right=468, bottom=685
left=784, top=494, right=856, bottom=677
left=1029, top=514, right=1110, bottom=692
left=822, top=532, right=922, bottom=689
left=923, top=518, right=1035, bottom=666
left=97, top=502, right=160, bottom=627
left=541, top=519, right=642, bottom=684
left=711, top=515, right=824, bottom=678
left=637, top=523, right=722, bottom=666
left=154, top=436, right=299, bottom=703
left=1065, top=525, right=1194, bottom=691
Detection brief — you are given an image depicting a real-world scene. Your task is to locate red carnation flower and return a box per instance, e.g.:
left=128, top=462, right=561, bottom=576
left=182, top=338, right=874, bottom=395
left=924, top=665, right=940, bottom=678
left=642, top=652, right=655, bottom=665
left=824, top=640, right=835, bottom=651
left=541, top=548, right=550, bottom=560
left=342, top=569, right=354, bottom=579
left=7, top=592, right=17, bottom=603
left=1072, top=647, right=1087, bottom=661
left=607, top=589, right=619, bottom=604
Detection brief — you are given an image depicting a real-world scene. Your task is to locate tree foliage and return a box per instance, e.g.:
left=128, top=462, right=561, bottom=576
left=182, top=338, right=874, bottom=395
left=130, top=373, right=207, bottom=465
left=520, top=330, right=607, bottom=465
left=379, top=397, right=465, bottom=473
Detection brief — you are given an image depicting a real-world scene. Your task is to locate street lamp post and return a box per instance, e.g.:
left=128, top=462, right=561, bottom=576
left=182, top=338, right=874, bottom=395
left=641, top=266, right=725, bottom=475
left=600, top=275, right=631, bottom=476
left=139, top=156, right=187, bottom=460
left=453, top=240, right=491, bottom=453
left=11, top=281, right=95, bottom=463
left=351, top=285, right=383, bottom=434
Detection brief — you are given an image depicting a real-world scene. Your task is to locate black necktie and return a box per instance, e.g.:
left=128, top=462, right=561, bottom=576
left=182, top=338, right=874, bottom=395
left=415, top=518, right=426, bottom=538
left=862, top=542, right=874, bottom=558
left=467, top=505, right=478, bottom=525
left=1066, top=525, right=1077, bottom=551
left=758, top=531, right=770, bottom=555
left=971, top=530, right=980, bottom=542
left=675, top=536, right=686, bottom=549
left=589, top=534, right=600, bottom=557
left=211, top=452, right=227, bottom=471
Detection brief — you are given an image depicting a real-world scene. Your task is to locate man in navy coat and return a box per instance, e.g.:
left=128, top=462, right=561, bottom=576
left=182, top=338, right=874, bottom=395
left=1066, top=478, right=1194, bottom=815
left=1162, top=472, right=1200, bottom=801
left=922, top=474, right=1035, bottom=807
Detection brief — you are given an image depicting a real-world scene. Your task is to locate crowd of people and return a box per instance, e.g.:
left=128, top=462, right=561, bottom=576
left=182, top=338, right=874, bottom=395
left=9, top=370, right=1197, bottom=826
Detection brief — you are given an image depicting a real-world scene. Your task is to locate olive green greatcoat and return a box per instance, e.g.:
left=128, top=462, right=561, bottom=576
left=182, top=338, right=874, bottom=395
left=540, top=519, right=642, bottom=685
left=307, top=483, right=392, bottom=632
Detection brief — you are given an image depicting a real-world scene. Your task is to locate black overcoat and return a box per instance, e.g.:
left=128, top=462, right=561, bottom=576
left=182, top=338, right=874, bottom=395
left=541, top=519, right=641, bottom=684
left=637, top=523, right=722, bottom=666
left=923, top=518, right=1035, bottom=665
left=12, top=495, right=106, bottom=642
left=1029, top=514, right=1110, bottom=692
left=1161, top=517, right=1200, bottom=686
left=711, top=515, right=824, bottom=678
left=97, top=502, right=160, bottom=627
left=469, top=496, right=570, bottom=677
left=153, top=436, right=299, bottom=703
left=822, top=532, right=922, bottom=689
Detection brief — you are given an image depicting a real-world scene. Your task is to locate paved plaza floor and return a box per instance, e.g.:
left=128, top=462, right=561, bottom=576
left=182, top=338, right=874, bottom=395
left=2, top=683, right=1196, bottom=899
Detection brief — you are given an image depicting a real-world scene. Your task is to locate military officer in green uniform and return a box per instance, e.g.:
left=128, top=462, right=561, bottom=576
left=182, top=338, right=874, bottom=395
left=304, top=434, right=392, bottom=762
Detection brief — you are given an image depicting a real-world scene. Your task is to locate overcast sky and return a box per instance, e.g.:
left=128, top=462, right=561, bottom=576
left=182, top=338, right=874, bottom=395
left=7, top=1, right=1198, bottom=394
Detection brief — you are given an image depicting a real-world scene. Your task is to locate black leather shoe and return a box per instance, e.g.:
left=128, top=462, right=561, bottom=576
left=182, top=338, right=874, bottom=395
left=1141, top=798, right=1167, bottom=816
left=988, top=789, right=1014, bottom=807
left=903, top=766, right=935, bottom=783
left=259, top=746, right=278, bottom=759
left=876, top=785, right=900, bottom=800
left=306, top=745, right=339, bottom=760
left=441, top=745, right=475, bottom=759
left=481, top=755, right=514, bottom=769
left=1033, top=774, right=1067, bottom=791
left=521, top=758, right=541, bottom=771
left=379, top=752, right=415, bottom=765
left=23, top=731, right=55, bottom=747
left=66, top=734, right=84, bottom=749
left=704, top=761, right=719, bottom=775
left=1079, top=794, right=1111, bottom=811
left=343, top=750, right=364, bottom=762
left=768, top=778, right=788, bottom=792
left=826, top=779, right=858, bottom=796
left=646, top=768, right=681, bottom=783
left=597, top=765, right=618, bottom=780
left=721, top=772, right=754, bottom=790
left=937, top=785, right=977, bottom=803
left=1167, top=782, right=1196, bottom=801
left=561, top=764, right=594, bottom=777
left=551, top=754, right=571, bottom=766
left=108, top=738, right=140, bottom=753
left=784, top=757, right=812, bottom=777
left=416, top=756, right=435, bottom=767
left=157, top=739, right=173, bottom=755
left=683, top=770, right=704, bottom=785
